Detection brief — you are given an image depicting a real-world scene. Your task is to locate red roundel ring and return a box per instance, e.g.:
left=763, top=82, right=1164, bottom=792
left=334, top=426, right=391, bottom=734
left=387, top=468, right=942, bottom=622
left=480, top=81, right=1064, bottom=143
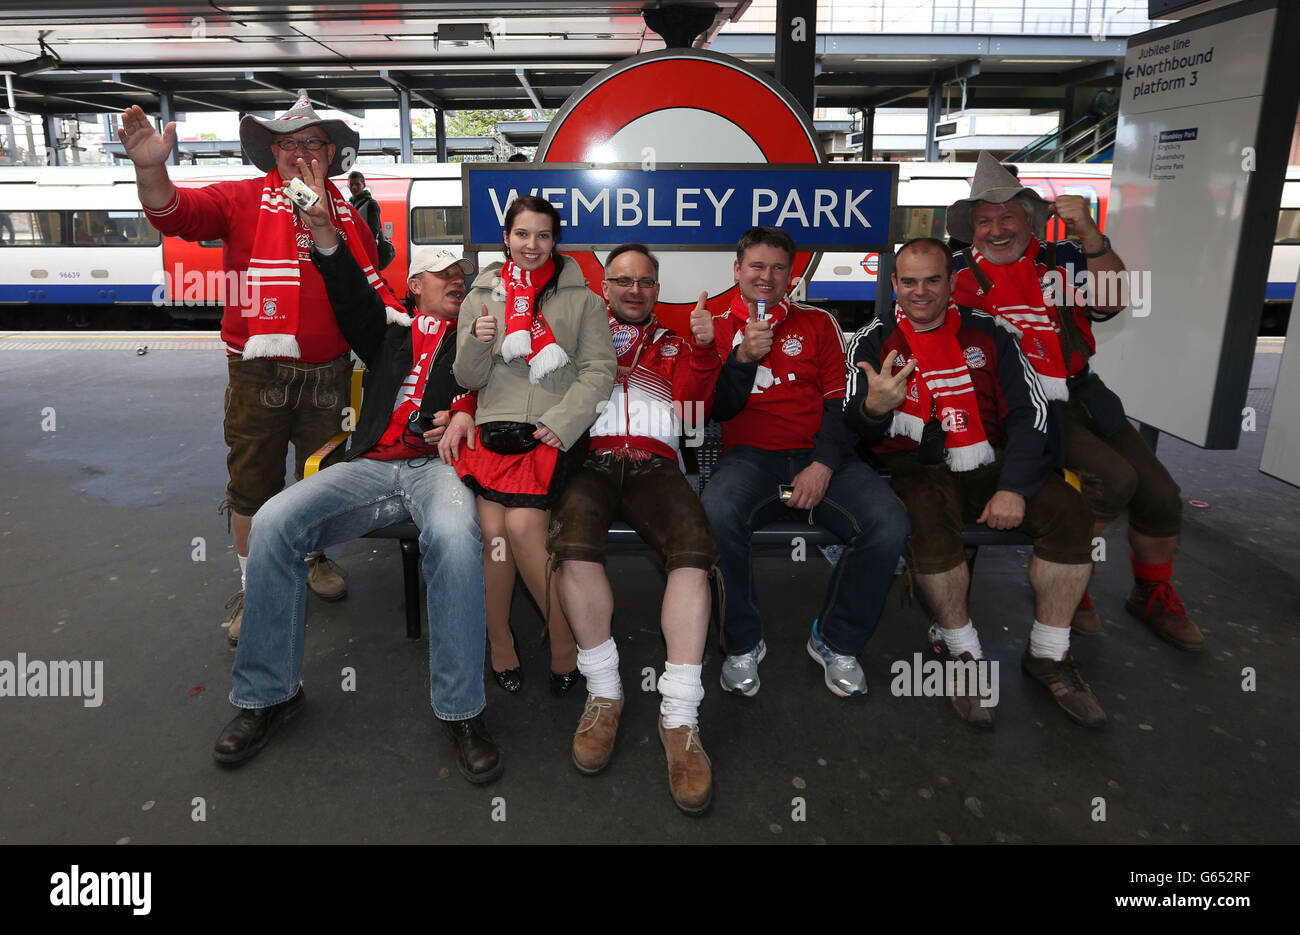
left=537, top=49, right=823, bottom=333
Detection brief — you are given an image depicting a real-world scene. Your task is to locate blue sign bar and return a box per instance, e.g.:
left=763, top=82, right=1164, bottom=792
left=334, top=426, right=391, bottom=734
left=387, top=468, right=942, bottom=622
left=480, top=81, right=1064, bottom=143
left=464, top=163, right=898, bottom=251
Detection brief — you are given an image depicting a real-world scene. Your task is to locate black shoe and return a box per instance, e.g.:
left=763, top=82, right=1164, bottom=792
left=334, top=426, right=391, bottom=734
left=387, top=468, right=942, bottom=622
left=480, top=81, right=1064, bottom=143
left=493, top=667, right=524, bottom=693
left=442, top=715, right=504, bottom=784
left=212, top=687, right=305, bottom=765
left=549, top=667, right=583, bottom=698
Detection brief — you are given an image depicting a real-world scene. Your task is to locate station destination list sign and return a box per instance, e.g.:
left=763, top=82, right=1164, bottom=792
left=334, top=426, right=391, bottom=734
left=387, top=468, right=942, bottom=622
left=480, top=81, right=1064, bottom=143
left=463, top=162, right=898, bottom=252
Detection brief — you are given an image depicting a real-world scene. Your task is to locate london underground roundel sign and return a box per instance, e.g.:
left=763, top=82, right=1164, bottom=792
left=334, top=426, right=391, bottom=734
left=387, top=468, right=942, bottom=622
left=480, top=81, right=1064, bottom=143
left=536, top=48, right=824, bottom=333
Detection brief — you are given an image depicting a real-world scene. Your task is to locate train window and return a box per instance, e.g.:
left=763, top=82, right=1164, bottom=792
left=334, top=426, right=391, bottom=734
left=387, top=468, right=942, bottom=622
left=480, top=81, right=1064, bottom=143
left=891, top=206, right=948, bottom=242
left=0, top=210, right=63, bottom=245
left=410, top=206, right=465, bottom=244
left=1276, top=209, right=1300, bottom=245
left=74, top=210, right=162, bottom=246
left=200, top=239, right=223, bottom=248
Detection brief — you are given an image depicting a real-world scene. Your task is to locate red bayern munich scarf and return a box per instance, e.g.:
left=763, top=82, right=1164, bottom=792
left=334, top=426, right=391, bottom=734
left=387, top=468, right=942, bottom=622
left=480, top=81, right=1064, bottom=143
left=498, top=256, right=568, bottom=383
left=242, top=170, right=384, bottom=360
left=955, top=238, right=1068, bottom=401
left=725, top=292, right=791, bottom=390
left=891, top=301, right=994, bottom=472
left=374, top=313, right=455, bottom=451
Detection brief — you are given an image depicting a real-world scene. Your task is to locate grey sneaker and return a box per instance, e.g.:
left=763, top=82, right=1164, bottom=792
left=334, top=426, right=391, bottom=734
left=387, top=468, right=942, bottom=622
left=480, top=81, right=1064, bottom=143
left=720, top=641, right=766, bottom=697
left=806, top=621, right=867, bottom=697
left=1021, top=649, right=1107, bottom=728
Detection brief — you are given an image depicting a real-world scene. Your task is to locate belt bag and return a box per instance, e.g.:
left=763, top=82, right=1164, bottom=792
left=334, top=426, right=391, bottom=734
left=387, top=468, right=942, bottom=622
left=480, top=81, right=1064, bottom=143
left=479, top=421, right=541, bottom=455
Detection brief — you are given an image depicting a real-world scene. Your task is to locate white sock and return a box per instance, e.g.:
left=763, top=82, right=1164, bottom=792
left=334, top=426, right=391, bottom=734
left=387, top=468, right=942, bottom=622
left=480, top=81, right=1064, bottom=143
left=238, top=553, right=248, bottom=592
left=1029, top=620, right=1070, bottom=661
left=577, top=638, right=621, bottom=700
left=940, top=621, right=983, bottom=660
left=658, top=662, right=704, bottom=729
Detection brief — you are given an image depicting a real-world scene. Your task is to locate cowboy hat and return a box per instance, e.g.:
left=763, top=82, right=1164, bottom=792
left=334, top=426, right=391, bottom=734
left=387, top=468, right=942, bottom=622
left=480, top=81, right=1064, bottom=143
left=239, top=92, right=360, bottom=177
left=946, top=151, right=1051, bottom=243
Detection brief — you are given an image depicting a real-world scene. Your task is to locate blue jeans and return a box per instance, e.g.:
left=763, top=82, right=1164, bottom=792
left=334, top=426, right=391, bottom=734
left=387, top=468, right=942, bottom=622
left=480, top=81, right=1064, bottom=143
left=701, top=447, right=910, bottom=656
left=230, top=456, right=486, bottom=721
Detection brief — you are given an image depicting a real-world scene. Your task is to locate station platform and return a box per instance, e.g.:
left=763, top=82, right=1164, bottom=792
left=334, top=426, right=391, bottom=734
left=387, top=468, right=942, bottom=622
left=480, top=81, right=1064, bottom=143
left=1, top=332, right=1296, bottom=846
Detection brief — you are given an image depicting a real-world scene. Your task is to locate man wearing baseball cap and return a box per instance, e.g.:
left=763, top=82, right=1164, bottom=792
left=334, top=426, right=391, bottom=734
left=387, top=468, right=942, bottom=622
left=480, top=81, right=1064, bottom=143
left=119, top=94, right=387, bottom=644
left=212, top=160, right=502, bottom=784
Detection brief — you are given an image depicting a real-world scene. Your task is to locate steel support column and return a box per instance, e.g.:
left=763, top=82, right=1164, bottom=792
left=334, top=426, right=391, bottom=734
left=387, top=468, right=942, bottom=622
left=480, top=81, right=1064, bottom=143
left=775, top=0, right=817, bottom=117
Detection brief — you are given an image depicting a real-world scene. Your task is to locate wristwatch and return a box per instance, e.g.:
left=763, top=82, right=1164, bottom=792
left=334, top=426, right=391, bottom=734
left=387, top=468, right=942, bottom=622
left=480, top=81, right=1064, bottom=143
left=1085, top=235, right=1112, bottom=258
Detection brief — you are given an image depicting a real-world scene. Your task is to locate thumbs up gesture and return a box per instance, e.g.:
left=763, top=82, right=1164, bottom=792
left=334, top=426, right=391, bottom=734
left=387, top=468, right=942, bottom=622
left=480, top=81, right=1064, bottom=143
left=689, top=291, right=714, bottom=347
left=473, top=303, right=497, bottom=343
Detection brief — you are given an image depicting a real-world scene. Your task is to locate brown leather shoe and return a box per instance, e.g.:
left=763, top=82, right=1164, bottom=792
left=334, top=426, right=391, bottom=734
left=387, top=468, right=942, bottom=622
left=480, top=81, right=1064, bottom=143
left=442, top=715, right=503, bottom=785
left=224, top=590, right=244, bottom=645
left=306, top=552, right=347, bottom=601
left=572, top=695, right=623, bottom=775
left=1070, top=591, right=1102, bottom=635
left=1126, top=580, right=1203, bottom=651
left=213, top=686, right=305, bottom=764
left=946, top=651, right=995, bottom=728
left=658, top=717, right=713, bottom=815
left=1021, top=650, right=1106, bottom=728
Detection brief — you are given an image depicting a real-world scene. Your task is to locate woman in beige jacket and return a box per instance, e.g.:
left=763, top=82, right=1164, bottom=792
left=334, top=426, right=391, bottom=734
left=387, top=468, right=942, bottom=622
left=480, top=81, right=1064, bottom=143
left=443, top=195, right=615, bottom=695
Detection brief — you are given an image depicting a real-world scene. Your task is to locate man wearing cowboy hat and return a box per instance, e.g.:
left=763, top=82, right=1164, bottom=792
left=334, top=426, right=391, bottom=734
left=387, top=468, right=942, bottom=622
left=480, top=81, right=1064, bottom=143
left=120, top=95, right=386, bottom=644
left=947, top=152, right=1200, bottom=653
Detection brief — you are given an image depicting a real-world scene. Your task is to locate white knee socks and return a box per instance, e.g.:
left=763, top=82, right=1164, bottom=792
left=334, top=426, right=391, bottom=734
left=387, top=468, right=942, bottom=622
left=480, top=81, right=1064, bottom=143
left=940, top=620, right=984, bottom=660
left=658, top=662, right=704, bottom=729
left=1029, top=620, right=1070, bottom=661
left=577, top=638, right=621, bottom=699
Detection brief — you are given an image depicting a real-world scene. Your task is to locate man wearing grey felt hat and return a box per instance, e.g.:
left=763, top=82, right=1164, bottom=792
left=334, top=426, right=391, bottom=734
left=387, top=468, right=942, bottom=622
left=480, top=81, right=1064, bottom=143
left=947, top=152, right=1203, bottom=676
left=119, top=93, right=391, bottom=644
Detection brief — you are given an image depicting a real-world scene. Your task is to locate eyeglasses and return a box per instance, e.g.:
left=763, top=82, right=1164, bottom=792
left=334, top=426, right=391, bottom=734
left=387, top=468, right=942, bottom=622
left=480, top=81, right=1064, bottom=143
left=604, top=277, right=657, bottom=289
left=274, top=138, right=330, bottom=152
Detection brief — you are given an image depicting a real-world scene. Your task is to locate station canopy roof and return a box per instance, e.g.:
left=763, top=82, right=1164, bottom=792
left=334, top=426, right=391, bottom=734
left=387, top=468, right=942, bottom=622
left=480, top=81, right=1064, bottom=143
left=0, top=1, right=1127, bottom=118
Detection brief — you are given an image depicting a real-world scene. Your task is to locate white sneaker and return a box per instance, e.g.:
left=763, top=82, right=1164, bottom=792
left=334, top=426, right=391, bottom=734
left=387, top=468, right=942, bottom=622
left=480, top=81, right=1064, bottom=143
left=719, top=641, right=767, bottom=697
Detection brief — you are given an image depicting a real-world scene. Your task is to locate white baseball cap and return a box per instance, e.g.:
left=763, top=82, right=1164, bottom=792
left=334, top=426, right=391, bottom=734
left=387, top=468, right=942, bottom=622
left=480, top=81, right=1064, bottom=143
left=408, top=247, right=475, bottom=279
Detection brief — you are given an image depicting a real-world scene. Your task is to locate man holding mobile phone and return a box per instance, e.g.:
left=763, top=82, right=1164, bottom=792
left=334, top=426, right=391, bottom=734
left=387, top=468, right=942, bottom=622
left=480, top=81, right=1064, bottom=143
left=702, top=227, right=910, bottom=699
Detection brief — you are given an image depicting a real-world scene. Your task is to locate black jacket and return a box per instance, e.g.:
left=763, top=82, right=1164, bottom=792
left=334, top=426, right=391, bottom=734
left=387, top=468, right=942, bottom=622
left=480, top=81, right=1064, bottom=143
left=350, top=189, right=383, bottom=243
left=843, top=306, right=1053, bottom=498
left=310, top=243, right=466, bottom=460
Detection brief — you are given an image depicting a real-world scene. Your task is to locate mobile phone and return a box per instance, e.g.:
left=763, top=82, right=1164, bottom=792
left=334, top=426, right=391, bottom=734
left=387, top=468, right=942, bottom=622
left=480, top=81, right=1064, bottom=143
left=778, top=484, right=794, bottom=504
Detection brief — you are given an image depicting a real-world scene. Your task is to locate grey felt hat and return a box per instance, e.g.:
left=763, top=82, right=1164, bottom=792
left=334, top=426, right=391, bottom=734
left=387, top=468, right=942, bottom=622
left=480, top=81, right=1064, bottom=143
left=946, top=151, right=1051, bottom=243
left=238, top=92, right=360, bottom=177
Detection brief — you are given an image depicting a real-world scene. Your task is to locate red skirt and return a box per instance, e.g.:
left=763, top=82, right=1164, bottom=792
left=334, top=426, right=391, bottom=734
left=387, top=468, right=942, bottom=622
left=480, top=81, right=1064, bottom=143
left=453, top=427, right=588, bottom=510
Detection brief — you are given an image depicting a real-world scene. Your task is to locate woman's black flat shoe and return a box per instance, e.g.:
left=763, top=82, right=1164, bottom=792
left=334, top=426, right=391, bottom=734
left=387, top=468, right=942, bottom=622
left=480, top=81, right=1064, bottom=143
left=549, top=667, right=582, bottom=698
left=493, top=667, right=524, bottom=694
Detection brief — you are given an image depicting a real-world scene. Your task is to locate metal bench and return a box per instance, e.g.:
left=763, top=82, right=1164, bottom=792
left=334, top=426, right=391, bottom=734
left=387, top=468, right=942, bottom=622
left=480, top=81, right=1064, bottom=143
left=307, top=370, right=1056, bottom=639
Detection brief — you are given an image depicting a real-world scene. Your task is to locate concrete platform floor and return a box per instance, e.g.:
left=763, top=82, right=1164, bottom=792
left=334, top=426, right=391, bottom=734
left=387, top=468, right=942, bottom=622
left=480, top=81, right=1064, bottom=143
left=1, top=333, right=1296, bottom=845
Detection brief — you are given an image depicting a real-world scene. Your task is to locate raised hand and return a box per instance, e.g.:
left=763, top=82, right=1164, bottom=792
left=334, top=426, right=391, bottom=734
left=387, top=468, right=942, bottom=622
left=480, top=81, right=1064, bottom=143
left=117, top=105, right=176, bottom=169
left=1051, top=195, right=1099, bottom=237
left=473, top=303, right=497, bottom=343
left=857, top=350, right=918, bottom=418
left=295, top=157, right=333, bottom=231
left=737, top=316, right=773, bottom=364
left=689, top=291, right=714, bottom=347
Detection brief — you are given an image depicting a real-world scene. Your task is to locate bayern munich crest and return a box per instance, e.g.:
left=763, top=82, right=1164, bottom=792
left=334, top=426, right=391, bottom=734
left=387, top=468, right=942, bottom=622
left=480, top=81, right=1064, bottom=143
left=963, top=346, right=987, bottom=369
left=782, top=336, right=804, bottom=357
left=611, top=323, right=640, bottom=355
left=513, top=297, right=530, bottom=313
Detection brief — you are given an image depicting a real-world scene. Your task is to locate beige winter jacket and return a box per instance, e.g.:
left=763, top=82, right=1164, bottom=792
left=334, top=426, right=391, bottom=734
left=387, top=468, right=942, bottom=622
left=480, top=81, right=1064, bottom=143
left=454, top=255, right=616, bottom=451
